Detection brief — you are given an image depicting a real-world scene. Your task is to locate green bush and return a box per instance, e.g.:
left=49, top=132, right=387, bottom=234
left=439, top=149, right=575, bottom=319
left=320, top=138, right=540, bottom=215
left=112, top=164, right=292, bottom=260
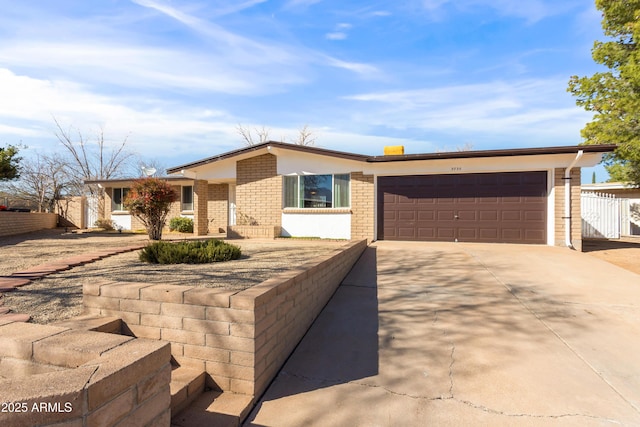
left=139, top=239, right=241, bottom=264
left=169, top=217, right=194, bottom=233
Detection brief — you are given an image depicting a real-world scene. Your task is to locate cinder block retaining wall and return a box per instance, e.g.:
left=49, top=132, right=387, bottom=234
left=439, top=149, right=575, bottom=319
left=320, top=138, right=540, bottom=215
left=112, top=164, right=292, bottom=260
left=0, top=212, right=58, bottom=237
left=83, top=239, right=367, bottom=399
left=0, top=322, right=171, bottom=427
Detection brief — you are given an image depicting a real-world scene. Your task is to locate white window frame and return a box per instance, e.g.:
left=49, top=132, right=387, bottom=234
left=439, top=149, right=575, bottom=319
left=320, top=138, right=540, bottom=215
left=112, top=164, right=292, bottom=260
left=283, top=173, right=350, bottom=209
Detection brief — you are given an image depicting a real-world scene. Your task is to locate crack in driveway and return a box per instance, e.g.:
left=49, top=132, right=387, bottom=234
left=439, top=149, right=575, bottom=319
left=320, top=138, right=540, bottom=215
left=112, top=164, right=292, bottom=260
left=277, top=370, right=618, bottom=422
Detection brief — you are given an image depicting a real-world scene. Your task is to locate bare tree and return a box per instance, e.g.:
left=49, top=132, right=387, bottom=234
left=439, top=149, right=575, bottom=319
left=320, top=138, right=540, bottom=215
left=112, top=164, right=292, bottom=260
left=236, top=124, right=271, bottom=146
left=291, top=124, right=316, bottom=146
left=7, top=153, right=71, bottom=212
left=436, top=142, right=474, bottom=153
left=53, top=117, right=135, bottom=195
left=456, top=142, right=474, bottom=152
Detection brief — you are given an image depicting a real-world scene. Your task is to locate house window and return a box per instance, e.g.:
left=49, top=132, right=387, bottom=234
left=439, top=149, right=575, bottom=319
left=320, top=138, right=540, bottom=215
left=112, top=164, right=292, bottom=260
left=182, top=185, right=193, bottom=211
left=112, top=188, right=129, bottom=211
left=283, top=174, right=350, bottom=208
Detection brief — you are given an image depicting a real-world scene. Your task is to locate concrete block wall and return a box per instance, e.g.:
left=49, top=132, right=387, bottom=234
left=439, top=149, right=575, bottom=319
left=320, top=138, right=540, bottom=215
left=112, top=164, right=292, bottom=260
left=82, top=239, right=367, bottom=399
left=236, top=154, right=281, bottom=227
left=554, top=168, right=582, bottom=251
left=0, top=212, right=58, bottom=237
left=350, top=172, right=375, bottom=241
left=208, top=184, right=229, bottom=233
left=57, top=196, right=85, bottom=228
left=0, top=321, right=171, bottom=427
left=165, top=185, right=184, bottom=232
left=238, top=238, right=368, bottom=398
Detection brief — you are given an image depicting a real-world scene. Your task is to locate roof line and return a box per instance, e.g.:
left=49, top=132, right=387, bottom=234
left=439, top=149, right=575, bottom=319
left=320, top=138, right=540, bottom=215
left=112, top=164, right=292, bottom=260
left=366, top=144, right=616, bottom=162
left=167, top=142, right=617, bottom=172
left=166, top=141, right=370, bottom=173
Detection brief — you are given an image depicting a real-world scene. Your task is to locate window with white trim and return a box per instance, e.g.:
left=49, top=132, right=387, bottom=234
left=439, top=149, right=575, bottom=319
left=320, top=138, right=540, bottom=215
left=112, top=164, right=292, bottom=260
left=112, top=188, right=130, bottom=211
left=182, top=185, right=194, bottom=211
left=283, top=174, right=350, bottom=208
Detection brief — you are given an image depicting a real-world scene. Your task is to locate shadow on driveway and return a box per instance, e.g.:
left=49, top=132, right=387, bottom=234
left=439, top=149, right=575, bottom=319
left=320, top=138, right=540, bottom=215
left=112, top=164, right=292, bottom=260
left=245, top=241, right=640, bottom=426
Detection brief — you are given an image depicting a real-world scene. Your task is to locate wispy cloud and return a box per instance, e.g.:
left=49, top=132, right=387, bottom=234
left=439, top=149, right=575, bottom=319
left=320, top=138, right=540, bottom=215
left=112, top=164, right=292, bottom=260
left=344, top=78, right=590, bottom=143
left=0, top=0, right=599, bottom=171
left=325, top=23, right=352, bottom=41
left=326, top=32, right=347, bottom=40
left=0, top=68, right=243, bottom=157
left=130, top=0, right=377, bottom=78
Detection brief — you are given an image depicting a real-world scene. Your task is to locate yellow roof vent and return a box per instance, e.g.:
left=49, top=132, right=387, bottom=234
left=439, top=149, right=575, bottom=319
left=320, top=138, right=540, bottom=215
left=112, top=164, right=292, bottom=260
left=383, top=145, right=405, bottom=155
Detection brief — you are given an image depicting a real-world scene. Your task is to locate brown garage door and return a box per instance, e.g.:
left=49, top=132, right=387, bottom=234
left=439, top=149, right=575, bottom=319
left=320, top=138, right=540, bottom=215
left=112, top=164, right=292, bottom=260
left=378, top=171, right=547, bottom=243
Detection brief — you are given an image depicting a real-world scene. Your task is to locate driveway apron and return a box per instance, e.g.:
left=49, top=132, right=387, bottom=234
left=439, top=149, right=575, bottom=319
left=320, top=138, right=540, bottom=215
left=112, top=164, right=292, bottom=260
left=245, top=241, right=640, bottom=426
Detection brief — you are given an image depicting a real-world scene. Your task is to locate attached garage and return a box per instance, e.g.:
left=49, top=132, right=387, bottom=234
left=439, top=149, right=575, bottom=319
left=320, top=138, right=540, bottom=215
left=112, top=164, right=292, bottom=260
left=378, top=171, right=547, bottom=244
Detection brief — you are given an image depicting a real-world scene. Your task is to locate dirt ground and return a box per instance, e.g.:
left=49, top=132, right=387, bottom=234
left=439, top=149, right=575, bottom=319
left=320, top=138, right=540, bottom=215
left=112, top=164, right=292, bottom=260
left=0, top=229, right=346, bottom=324
left=582, top=236, right=640, bottom=275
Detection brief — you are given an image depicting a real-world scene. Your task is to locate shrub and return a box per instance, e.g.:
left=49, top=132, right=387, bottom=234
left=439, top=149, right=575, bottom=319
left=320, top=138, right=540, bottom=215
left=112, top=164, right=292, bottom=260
left=139, top=239, right=241, bottom=264
left=123, top=178, right=178, bottom=240
left=169, top=217, right=194, bottom=233
left=94, top=218, right=115, bottom=231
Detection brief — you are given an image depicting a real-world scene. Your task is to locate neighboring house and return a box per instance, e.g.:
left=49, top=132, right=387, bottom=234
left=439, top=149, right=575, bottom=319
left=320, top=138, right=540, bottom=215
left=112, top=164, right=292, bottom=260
left=87, top=141, right=615, bottom=250
left=581, top=182, right=640, bottom=199
left=581, top=182, right=640, bottom=236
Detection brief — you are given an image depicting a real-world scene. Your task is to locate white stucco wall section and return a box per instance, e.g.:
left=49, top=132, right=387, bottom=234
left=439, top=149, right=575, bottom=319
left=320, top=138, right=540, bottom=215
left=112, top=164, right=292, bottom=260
left=111, top=214, right=132, bottom=230
left=281, top=213, right=351, bottom=239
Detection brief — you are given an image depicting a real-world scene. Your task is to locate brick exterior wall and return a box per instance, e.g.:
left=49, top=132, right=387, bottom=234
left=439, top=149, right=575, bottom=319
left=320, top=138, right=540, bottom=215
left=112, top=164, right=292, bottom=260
left=236, top=154, right=281, bottom=227
left=350, top=172, right=375, bottom=242
left=208, top=184, right=229, bottom=233
left=194, top=180, right=209, bottom=236
left=166, top=185, right=183, bottom=230
left=0, top=212, right=58, bottom=237
left=82, top=240, right=367, bottom=399
left=554, top=168, right=582, bottom=251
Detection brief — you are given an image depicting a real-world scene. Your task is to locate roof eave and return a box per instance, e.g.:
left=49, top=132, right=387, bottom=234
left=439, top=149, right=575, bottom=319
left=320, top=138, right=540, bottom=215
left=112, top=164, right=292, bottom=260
left=366, top=144, right=617, bottom=163
left=167, top=141, right=369, bottom=174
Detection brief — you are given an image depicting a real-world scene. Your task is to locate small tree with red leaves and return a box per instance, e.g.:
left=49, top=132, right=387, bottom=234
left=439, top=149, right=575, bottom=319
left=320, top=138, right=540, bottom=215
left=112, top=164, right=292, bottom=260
left=124, top=178, right=178, bottom=240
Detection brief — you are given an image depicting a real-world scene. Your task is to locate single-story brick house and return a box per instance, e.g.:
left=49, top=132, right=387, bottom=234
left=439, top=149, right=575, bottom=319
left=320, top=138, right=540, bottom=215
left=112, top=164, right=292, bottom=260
left=88, top=141, right=615, bottom=250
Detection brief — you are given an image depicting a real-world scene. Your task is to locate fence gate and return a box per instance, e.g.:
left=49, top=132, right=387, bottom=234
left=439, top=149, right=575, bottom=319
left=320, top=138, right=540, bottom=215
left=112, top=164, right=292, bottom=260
left=581, top=192, right=621, bottom=239
left=86, top=195, right=100, bottom=228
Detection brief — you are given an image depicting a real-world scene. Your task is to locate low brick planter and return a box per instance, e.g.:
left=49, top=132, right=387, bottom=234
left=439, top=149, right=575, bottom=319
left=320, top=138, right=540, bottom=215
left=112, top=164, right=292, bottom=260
left=0, top=322, right=171, bottom=427
left=83, top=239, right=367, bottom=400
left=227, top=225, right=281, bottom=239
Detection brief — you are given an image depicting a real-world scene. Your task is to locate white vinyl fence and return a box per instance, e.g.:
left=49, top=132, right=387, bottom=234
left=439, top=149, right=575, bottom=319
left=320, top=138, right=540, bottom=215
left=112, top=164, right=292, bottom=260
left=581, top=192, right=622, bottom=239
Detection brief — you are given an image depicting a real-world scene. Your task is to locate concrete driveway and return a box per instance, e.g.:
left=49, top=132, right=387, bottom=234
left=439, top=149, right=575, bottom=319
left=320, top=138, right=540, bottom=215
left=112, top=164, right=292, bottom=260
left=244, top=241, right=640, bottom=426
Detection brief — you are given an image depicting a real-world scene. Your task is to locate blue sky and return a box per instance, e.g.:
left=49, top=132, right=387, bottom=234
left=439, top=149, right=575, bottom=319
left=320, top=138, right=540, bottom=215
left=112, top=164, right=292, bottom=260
left=0, top=0, right=606, bottom=182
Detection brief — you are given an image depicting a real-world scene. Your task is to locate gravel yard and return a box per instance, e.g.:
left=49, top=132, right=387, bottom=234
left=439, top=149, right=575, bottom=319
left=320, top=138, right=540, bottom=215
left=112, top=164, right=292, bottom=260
left=0, top=230, right=346, bottom=324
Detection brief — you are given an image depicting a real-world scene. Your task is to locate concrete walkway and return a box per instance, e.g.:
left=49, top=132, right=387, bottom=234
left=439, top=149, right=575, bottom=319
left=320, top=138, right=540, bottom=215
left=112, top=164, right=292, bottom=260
left=245, top=241, right=640, bottom=426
